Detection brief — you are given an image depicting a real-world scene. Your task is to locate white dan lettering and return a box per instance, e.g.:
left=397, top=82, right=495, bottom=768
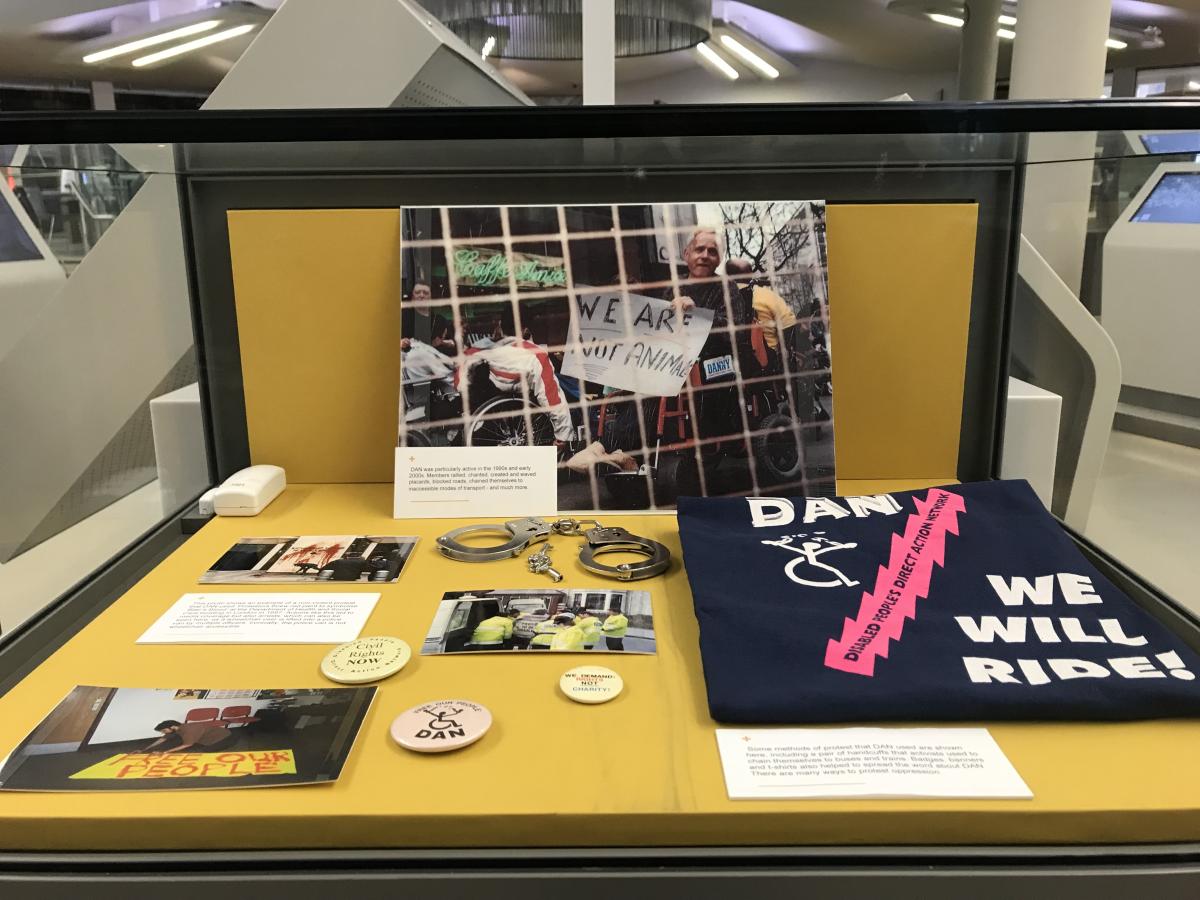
left=747, top=495, right=901, bottom=528
left=746, top=498, right=794, bottom=528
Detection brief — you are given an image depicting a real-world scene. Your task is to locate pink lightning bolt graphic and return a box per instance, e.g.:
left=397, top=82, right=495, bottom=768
left=823, top=488, right=966, bottom=677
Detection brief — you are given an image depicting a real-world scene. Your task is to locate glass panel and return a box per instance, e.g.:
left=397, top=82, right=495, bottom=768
left=0, top=143, right=155, bottom=269
left=1013, top=128, right=1200, bottom=615
left=176, top=131, right=1019, bottom=174
left=1136, top=64, right=1200, bottom=98
left=0, top=110, right=1199, bottom=867
left=0, top=142, right=206, bottom=634
left=170, top=122, right=1196, bottom=615
left=0, top=111, right=1195, bottom=639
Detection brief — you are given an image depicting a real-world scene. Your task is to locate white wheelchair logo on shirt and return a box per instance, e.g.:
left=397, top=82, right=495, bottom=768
left=761, top=533, right=859, bottom=588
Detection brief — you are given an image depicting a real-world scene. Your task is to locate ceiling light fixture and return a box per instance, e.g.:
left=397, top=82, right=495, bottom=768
left=927, top=12, right=964, bottom=27
left=1189, top=80, right=1200, bottom=91
left=919, top=7, right=1137, bottom=50
left=719, top=34, right=779, bottom=79
left=424, top=0, right=711, bottom=59
left=696, top=42, right=739, bottom=80
left=131, top=23, right=255, bottom=67
left=481, top=35, right=495, bottom=58
left=82, top=19, right=220, bottom=63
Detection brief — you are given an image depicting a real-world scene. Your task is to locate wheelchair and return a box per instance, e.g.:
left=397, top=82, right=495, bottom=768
left=595, top=321, right=810, bottom=506
left=401, top=363, right=559, bottom=450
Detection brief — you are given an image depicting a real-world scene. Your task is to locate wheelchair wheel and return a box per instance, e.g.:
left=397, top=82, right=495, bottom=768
left=403, top=427, right=433, bottom=447
left=467, top=396, right=556, bottom=447
left=752, top=411, right=805, bottom=484
left=651, top=452, right=701, bottom=506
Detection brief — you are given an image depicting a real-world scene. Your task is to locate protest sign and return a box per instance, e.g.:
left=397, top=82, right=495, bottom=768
left=71, top=750, right=298, bottom=780
left=560, top=289, right=714, bottom=396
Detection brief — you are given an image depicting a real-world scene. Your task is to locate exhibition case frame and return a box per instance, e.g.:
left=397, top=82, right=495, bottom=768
left=3, top=101, right=1200, bottom=897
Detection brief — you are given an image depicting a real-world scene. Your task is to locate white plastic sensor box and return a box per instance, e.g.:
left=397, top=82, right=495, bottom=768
left=198, top=465, right=286, bottom=517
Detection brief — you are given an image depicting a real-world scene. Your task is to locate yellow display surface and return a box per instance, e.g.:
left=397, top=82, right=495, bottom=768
left=2, top=482, right=1200, bottom=851
left=227, top=204, right=977, bottom=485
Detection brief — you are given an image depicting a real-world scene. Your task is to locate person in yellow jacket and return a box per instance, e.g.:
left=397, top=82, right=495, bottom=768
left=549, top=620, right=587, bottom=652
left=529, top=614, right=571, bottom=650
left=467, top=608, right=517, bottom=650
left=575, top=611, right=601, bottom=649
left=727, top=258, right=796, bottom=355
left=601, top=610, right=629, bottom=651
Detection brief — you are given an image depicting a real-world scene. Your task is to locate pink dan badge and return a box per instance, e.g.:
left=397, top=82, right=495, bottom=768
left=390, top=700, right=492, bottom=753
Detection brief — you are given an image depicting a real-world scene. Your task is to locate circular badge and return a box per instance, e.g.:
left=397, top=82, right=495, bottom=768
left=320, top=636, right=411, bottom=684
left=559, top=666, right=624, bottom=704
left=390, top=700, right=492, bottom=753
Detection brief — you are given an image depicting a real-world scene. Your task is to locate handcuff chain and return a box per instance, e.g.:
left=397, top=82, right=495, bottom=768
left=435, top=515, right=669, bottom=581
left=550, top=517, right=601, bottom=537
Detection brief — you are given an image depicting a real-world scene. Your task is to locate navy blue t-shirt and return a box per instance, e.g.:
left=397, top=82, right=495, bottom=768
left=678, top=480, right=1200, bottom=723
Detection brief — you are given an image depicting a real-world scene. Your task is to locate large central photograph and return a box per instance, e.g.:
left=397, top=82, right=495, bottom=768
left=398, top=201, right=835, bottom=511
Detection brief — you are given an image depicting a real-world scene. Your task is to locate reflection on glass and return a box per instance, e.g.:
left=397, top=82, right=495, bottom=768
left=0, top=198, right=42, bottom=262
left=1, top=144, right=146, bottom=269
left=1135, top=64, right=1200, bottom=98
left=1139, top=132, right=1200, bottom=156
left=1131, top=172, right=1200, bottom=223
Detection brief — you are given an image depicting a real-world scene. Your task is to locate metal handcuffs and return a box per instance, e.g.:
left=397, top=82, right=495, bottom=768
left=435, top=517, right=671, bottom=582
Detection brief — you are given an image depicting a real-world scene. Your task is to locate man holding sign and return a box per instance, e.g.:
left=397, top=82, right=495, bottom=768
left=664, top=228, right=759, bottom=466
left=667, top=228, right=756, bottom=385
left=561, top=226, right=760, bottom=477
left=560, top=279, right=716, bottom=475
left=561, top=228, right=755, bottom=399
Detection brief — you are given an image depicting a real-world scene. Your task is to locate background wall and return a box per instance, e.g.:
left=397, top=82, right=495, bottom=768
left=89, top=689, right=271, bottom=745
left=227, top=203, right=978, bottom=484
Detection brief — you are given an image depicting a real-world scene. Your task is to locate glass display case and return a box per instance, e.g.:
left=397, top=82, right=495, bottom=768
left=0, top=101, right=1199, bottom=896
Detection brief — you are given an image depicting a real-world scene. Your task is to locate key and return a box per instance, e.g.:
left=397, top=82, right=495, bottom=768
left=529, top=556, right=563, bottom=582
left=529, top=556, right=563, bottom=581
left=527, top=546, right=563, bottom=583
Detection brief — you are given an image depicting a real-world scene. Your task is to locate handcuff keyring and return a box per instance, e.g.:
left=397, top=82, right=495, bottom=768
left=435, top=516, right=670, bottom=581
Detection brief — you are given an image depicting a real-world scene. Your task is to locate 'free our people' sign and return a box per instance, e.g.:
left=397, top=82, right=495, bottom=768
left=560, top=289, right=714, bottom=396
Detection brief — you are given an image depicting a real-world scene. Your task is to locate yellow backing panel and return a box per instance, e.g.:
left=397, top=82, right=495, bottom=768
left=228, top=204, right=977, bottom=484
left=1, top=484, right=1199, bottom=851
left=827, top=203, right=977, bottom=478
left=228, top=209, right=402, bottom=483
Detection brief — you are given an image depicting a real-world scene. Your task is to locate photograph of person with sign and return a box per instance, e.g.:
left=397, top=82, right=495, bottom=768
left=0, top=686, right=374, bottom=792
left=398, top=201, right=834, bottom=511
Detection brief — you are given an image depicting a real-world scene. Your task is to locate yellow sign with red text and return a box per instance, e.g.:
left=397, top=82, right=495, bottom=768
left=70, top=750, right=297, bottom=780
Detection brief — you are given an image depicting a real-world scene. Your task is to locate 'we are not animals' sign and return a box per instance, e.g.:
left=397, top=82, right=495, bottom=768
left=561, top=289, right=714, bottom=396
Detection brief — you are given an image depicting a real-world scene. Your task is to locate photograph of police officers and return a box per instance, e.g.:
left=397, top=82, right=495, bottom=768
left=421, top=588, right=655, bottom=655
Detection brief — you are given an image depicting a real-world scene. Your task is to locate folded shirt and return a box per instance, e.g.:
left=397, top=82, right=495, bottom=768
left=678, top=480, right=1200, bottom=723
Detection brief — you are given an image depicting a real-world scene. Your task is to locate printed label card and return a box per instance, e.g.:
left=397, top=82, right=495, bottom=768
left=138, top=593, right=380, bottom=645
left=393, top=445, right=556, bottom=518
left=716, top=727, right=1032, bottom=800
